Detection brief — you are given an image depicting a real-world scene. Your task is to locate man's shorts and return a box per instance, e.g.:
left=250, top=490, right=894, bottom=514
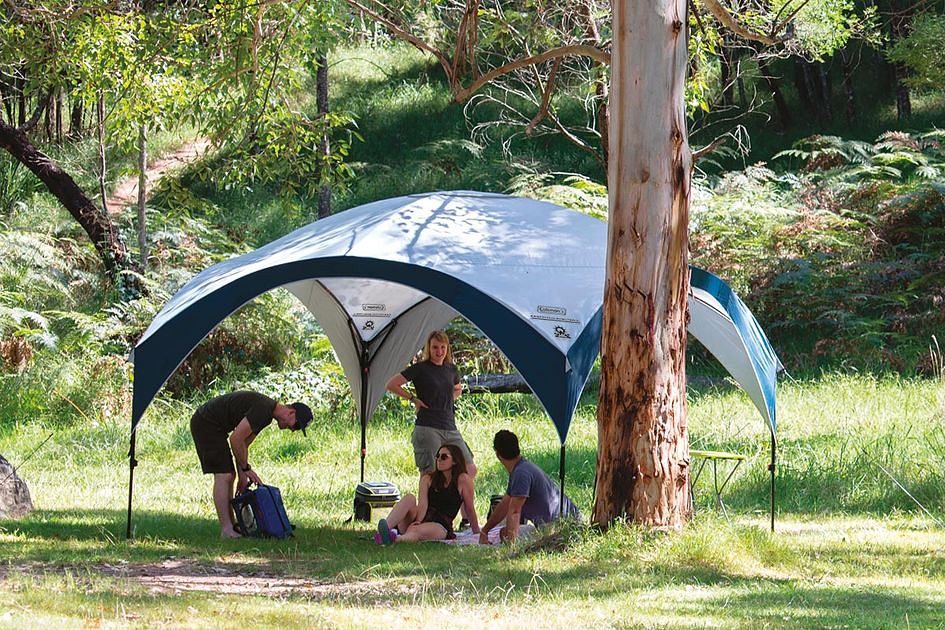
left=411, top=425, right=475, bottom=473
left=190, top=412, right=235, bottom=474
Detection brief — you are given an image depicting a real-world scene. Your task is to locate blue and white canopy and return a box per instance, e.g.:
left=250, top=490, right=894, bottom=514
left=131, top=191, right=780, bottom=443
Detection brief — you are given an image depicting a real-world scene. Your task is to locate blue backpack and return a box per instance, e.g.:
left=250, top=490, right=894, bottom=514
left=231, top=484, right=294, bottom=539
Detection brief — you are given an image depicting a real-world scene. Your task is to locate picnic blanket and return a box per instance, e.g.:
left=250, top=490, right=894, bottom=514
left=441, top=523, right=537, bottom=545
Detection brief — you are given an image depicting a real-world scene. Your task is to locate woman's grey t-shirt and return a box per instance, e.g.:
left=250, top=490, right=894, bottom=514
left=401, top=360, right=460, bottom=430
left=507, top=458, right=580, bottom=525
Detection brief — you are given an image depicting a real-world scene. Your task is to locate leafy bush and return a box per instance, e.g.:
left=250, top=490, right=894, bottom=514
left=0, top=154, right=41, bottom=215
left=163, top=291, right=307, bottom=396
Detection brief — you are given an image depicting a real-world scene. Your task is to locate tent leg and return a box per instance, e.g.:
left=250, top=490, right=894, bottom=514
left=769, top=434, right=777, bottom=533
left=360, top=363, right=369, bottom=483
left=359, top=420, right=366, bottom=483
left=126, top=430, right=138, bottom=539
left=559, top=444, right=566, bottom=518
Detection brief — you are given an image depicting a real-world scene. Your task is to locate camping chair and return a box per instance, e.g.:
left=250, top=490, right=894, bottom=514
left=689, top=447, right=755, bottom=516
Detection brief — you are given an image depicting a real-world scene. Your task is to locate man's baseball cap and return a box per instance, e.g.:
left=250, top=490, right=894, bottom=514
left=290, top=402, right=313, bottom=435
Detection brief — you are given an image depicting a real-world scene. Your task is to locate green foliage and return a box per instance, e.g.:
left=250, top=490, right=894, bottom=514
left=331, top=44, right=602, bottom=211
left=1, top=374, right=945, bottom=627
left=0, top=155, right=41, bottom=215
left=694, top=131, right=945, bottom=370
left=887, top=13, right=945, bottom=91
left=164, top=292, right=307, bottom=397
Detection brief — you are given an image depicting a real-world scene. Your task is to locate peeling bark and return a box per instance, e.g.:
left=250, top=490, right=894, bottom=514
left=593, top=0, right=691, bottom=529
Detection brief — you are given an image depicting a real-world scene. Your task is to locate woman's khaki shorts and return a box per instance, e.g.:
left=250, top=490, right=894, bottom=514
left=411, top=425, right=474, bottom=472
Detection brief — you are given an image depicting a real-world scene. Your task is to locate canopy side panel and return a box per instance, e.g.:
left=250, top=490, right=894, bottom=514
left=688, top=299, right=771, bottom=427
left=690, top=267, right=782, bottom=433
left=362, top=299, right=459, bottom=424
left=285, top=280, right=366, bottom=412
left=556, top=306, right=603, bottom=442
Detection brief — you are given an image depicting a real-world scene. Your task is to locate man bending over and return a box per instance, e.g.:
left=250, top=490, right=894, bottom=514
left=190, top=390, right=312, bottom=538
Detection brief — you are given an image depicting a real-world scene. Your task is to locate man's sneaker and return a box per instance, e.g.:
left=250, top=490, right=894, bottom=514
left=458, top=519, right=471, bottom=532
left=377, top=518, right=396, bottom=545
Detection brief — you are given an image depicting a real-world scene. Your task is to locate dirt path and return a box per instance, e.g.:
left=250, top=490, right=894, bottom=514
left=3, top=559, right=418, bottom=598
left=105, top=138, right=211, bottom=215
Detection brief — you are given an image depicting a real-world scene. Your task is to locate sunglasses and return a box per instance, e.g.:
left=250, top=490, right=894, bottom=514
left=436, top=452, right=451, bottom=460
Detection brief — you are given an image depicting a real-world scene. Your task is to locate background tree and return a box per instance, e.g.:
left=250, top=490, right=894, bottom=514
left=0, top=0, right=351, bottom=281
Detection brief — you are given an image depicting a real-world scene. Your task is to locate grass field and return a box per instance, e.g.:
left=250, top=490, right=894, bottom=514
left=1, top=373, right=943, bottom=628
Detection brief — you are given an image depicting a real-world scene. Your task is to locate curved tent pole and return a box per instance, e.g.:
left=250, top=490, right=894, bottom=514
left=132, top=259, right=583, bottom=441
left=344, top=317, right=370, bottom=484
left=126, top=429, right=138, bottom=539
left=353, top=318, right=400, bottom=483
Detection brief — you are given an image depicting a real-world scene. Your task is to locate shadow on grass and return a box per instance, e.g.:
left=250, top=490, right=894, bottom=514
left=696, top=580, right=944, bottom=627
left=2, top=507, right=943, bottom=629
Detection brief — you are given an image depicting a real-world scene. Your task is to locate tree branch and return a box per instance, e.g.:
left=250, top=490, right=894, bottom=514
left=454, top=44, right=610, bottom=102
left=700, top=0, right=783, bottom=46
left=18, top=91, right=51, bottom=133
left=526, top=58, right=561, bottom=136
left=343, top=0, right=454, bottom=84
left=691, top=135, right=727, bottom=161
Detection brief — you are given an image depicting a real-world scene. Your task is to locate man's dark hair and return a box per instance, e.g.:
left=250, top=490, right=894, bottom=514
left=493, top=429, right=520, bottom=459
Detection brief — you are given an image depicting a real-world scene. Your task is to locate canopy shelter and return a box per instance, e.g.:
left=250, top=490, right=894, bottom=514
left=127, top=191, right=782, bottom=536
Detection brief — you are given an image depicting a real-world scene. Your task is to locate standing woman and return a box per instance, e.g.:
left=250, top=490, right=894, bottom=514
left=386, top=330, right=477, bottom=480
left=375, top=444, right=479, bottom=543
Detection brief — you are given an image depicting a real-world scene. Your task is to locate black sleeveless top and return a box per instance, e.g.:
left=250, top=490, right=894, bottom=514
left=423, top=475, right=463, bottom=538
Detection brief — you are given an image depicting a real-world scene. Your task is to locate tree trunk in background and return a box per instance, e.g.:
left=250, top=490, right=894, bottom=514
left=593, top=0, right=691, bottom=529
left=793, top=58, right=813, bottom=114
left=96, top=93, right=108, bottom=215
left=840, top=45, right=857, bottom=125
left=796, top=60, right=831, bottom=123
left=69, top=99, right=83, bottom=139
left=0, top=78, right=11, bottom=125
left=890, top=0, right=913, bottom=120
left=817, top=63, right=833, bottom=123
left=55, top=89, right=64, bottom=144
left=894, top=68, right=912, bottom=120
left=0, top=119, right=137, bottom=279
left=578, top=0, right=609, bottom=170
left=757, top=53, right=792, bottom=130
left=16, top=72, right=25, bottom=127
left=43, top=94, right=52, bottom=141
left=137, top=124, right=148, bottom=271
left=719, top=38, right=735, bottom=107
left=316, top=53, right=331, bottom=219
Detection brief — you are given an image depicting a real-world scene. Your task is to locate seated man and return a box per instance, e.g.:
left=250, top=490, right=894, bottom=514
left=479, top=429, right=580, bottom=544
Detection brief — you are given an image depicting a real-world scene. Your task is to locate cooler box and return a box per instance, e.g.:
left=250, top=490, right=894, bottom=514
left=353, top=481, right=400, bottom=521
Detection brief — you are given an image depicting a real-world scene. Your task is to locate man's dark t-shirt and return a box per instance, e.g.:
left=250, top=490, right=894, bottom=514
left=401, top=361, right=460, bottom=430
left=507, top=458, right=581, bottom=525
left=194, top=391, right=276, bottom=435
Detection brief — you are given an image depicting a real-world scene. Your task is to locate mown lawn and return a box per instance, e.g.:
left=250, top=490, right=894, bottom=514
left=1, top=373, right=943, bottom=628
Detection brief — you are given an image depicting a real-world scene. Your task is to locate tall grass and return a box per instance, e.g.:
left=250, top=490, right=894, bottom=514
left=2, top=374, right=945, bottom=627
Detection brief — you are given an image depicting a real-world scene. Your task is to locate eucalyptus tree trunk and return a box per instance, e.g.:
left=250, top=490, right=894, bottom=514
left=593, top=0, right=691, bottom=529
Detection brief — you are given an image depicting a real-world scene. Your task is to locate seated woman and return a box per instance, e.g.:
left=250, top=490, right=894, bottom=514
left=376, top=444, right=479, bottom=544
